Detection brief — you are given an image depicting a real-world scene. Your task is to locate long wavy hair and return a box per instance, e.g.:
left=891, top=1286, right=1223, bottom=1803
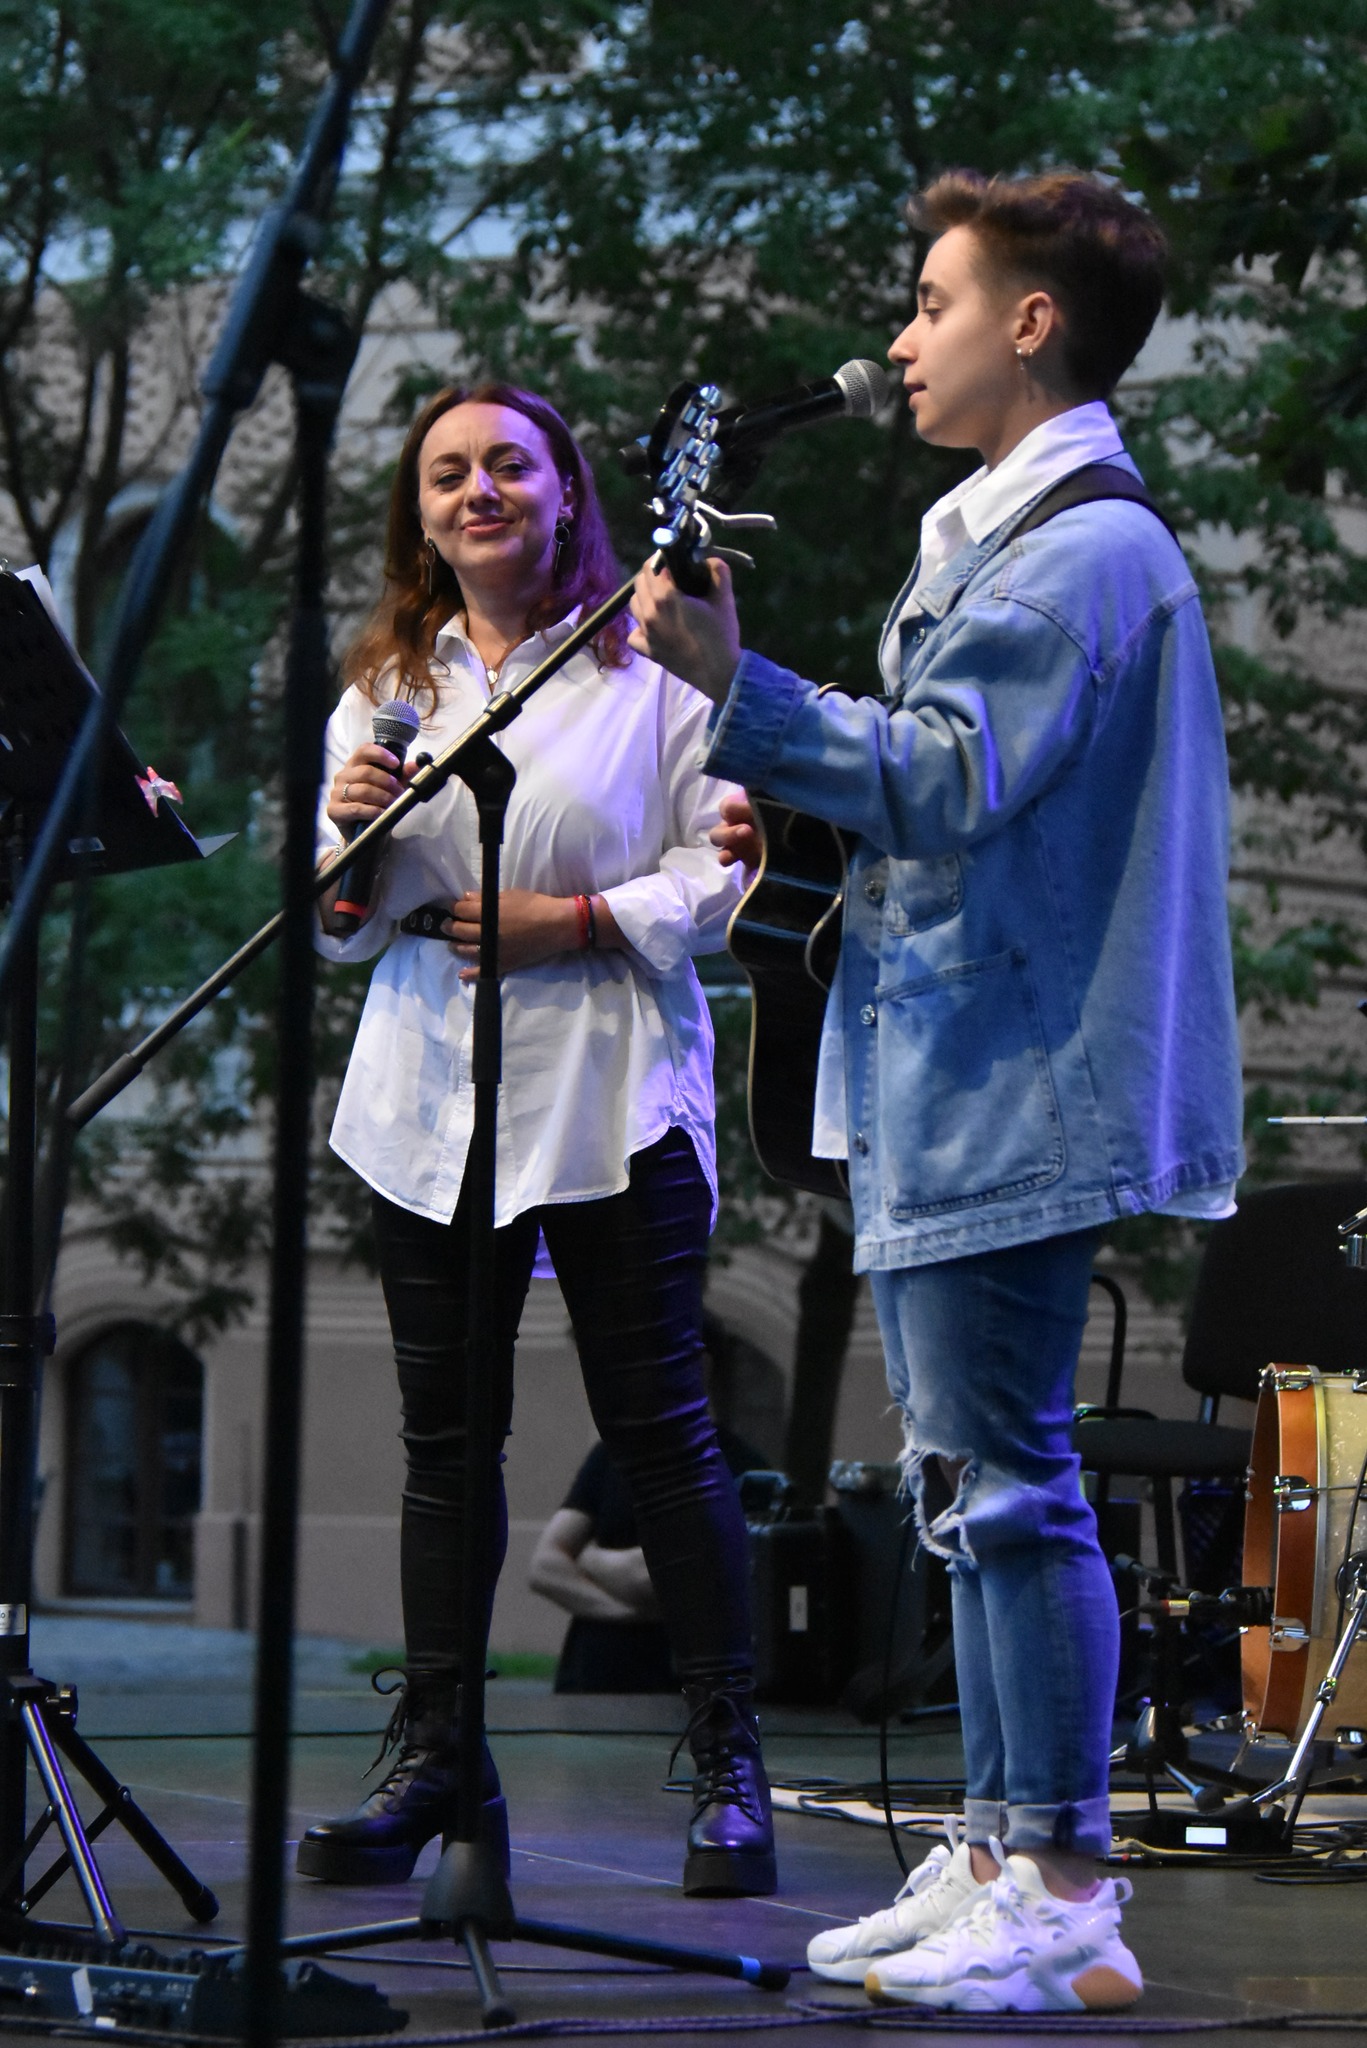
left=343, top=382, right=632, bottom=712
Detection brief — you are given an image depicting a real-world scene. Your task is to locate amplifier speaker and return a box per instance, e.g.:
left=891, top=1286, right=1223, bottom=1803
left=830, top=1460, right=955, bottom=1720
left=742, top=1462, right=957, bottom=1713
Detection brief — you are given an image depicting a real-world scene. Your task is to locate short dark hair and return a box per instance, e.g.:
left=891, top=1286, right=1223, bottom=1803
left=907, top=170, right=1166, bottom=399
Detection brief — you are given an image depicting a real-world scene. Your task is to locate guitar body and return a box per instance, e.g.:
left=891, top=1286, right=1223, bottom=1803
left=727, top=796, right=850, bottom=1198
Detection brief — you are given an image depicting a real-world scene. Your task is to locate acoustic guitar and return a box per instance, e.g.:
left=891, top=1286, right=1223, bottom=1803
left=726, top=796, right=851, bottom=1199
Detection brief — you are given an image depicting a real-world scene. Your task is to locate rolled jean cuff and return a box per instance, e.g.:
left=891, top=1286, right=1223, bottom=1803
left=964, top=1798, right=1009, bottom=1849
left=1003, top=1797, right=1113, bottom=1861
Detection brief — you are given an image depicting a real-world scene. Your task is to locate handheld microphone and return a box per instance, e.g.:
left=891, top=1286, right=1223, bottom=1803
left=332, top=698, right=422, bottom=937
left=714, top=358, right=895, bottom=453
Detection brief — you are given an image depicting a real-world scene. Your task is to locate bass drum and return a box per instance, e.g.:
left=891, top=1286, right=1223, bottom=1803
left=1243, top=1365, right=1367, bottom=1737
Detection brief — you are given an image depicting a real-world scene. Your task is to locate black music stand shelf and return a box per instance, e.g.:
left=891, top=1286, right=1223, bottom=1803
left=0, top=568, right=224, bottom=1943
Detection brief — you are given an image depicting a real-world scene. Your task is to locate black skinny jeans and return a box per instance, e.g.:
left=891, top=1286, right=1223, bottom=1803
left=372, top=1129, right=754, bottom=1691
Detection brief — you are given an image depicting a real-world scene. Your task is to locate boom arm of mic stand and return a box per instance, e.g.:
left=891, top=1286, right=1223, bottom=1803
left=65, top=575, right=638, bottom=1131
left=0, top=0, right=394, bottom=1017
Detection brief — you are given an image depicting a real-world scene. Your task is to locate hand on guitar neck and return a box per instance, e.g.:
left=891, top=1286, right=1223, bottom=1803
left=711, top=792, right=762, bottom=870
left=630, top=550, right=741, bottom=704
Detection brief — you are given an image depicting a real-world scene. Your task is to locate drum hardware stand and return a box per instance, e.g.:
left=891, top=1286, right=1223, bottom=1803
left=1338, top=1200, right=1367, bottom=1272
left=1195, top=1552, right=1367, bottom=1845
left=1106, top=1559, right=1293, bottom=1852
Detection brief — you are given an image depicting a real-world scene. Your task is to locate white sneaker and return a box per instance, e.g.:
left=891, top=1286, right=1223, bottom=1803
left=806, top=1820, right=983, bottom=1984
left=864, top=1852, right=1143, bottom=2012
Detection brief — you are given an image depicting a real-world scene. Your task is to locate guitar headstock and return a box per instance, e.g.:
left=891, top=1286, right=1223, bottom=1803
left=639, top=381, right=777, bottom=595
left=646, top=382, right=725, bottom=597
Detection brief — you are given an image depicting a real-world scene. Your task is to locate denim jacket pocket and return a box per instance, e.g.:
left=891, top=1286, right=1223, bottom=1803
left=875, top=947, right=1065, bottom=1219
left=883, top=853, right=962, bottom=936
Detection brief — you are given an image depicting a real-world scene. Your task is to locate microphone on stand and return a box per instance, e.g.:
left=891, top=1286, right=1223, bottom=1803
left=331, top=698, right=423, bottom=937
left=714, top=358, right=895, bottom=452
left=619, top=359, right=895, bottom=479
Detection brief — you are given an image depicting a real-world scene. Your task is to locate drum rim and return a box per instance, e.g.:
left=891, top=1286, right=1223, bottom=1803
left=1242, top=1366, right=1320, bottom=1738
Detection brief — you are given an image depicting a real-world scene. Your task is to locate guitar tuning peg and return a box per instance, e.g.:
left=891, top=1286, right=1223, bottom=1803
left=694, top=502, right=779, bottom=538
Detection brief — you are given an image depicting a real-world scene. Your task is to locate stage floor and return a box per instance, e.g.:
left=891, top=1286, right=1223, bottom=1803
left=6, top=1619, right=1367, bottom=2043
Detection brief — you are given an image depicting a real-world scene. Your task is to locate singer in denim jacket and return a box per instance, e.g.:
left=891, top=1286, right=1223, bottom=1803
left=633, top=170, right=1246, bottom=2011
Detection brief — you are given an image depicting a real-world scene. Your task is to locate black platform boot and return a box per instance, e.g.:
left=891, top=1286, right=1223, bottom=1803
left=675, top=1682, right=777, bottom=1896
left=296, top=1674, right=508, bottom=1885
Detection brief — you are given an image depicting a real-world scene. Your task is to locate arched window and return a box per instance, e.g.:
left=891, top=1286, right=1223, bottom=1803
left=64, top=1324, right=204, bottom=1600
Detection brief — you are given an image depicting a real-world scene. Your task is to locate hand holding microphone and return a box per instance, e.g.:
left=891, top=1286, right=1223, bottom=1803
left=326, top=699, right=423, bottom=937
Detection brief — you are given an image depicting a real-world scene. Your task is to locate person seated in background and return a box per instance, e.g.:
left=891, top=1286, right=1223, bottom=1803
left=532, top=1407, right=768, bottom=1693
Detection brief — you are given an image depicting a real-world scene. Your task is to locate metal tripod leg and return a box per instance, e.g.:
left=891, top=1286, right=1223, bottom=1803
left=49, top=1703, right=218, bottom=1921
left=16, top=1694, right=121, bottom=1945
left=217, top=1913, right=792, bottom=1997
left=5, top=1677, right=219, bottom=1934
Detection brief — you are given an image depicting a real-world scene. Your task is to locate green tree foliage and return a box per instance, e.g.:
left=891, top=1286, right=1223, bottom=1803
left=6, top=0, right=1367, bottom=1324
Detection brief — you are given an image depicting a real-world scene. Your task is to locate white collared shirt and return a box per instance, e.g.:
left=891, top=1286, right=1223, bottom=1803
left=316, top=611, right=745, bottom=1227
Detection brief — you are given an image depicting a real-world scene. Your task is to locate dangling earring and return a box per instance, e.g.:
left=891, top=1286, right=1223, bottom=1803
left=423, top=535, right=437, bottom=596
left=553, top=517, right=572, bottom=571
left=1015, top=343, right=1035, bottom=370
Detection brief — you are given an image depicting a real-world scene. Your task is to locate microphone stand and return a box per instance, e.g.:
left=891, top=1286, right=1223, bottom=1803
left=70, top=583, right=791, bottom=2025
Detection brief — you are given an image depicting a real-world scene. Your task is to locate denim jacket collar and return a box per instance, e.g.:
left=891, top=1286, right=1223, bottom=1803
left=880, top=454, right=1143, bottom=660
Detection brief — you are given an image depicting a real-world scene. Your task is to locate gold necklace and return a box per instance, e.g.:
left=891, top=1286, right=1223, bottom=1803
left=460, top=612, right=523, bottom=686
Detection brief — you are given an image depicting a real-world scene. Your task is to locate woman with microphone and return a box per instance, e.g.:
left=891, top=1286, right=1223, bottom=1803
left=302, top=381, right=774, bottom=1899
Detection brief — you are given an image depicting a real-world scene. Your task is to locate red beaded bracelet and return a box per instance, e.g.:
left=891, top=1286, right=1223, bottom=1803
left=574, top=893, right=592, bottom=949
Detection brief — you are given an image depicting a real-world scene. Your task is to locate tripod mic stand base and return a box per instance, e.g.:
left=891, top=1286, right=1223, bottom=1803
left=1119, top=1804, right=1292, bottom=1855
left=419, top=1837, right=514, bottom=1940
left=420, top=1837, right=516, bottom=2026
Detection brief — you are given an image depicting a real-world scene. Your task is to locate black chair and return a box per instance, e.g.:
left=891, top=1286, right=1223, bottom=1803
left=1074, top=1180, right=1367, bottom=1579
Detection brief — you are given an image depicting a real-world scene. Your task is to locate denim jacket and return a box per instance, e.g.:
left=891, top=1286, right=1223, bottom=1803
left=703, top=474, right=1246, bottom=1273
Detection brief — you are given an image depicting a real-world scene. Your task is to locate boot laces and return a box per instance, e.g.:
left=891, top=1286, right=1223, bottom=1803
left=668, top=1687, right=748, bottom=1777
left=692, top=1752, right=763, bottom=1823
left=669, top=1689, right=763, bottom=1825
left=365, top=1667, right=413, bottom=1778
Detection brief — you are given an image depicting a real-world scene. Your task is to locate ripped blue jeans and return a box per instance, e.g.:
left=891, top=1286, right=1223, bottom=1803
left=870, top=1228, right=1116, bottom=1860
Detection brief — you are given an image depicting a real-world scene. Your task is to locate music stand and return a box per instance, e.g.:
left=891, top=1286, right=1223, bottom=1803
left=0, top=567, right=225, bottom=1941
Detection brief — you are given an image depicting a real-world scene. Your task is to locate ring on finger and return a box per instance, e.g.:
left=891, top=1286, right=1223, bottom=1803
left=343, top=782, right=352, bottom=802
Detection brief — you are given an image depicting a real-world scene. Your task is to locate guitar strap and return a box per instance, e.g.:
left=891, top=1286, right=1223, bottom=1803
left=1005, top=460, right=1179, bottom=545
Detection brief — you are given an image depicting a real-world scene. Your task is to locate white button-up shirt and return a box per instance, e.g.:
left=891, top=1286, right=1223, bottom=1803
left=316, top=611, right=745, bottom=1227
